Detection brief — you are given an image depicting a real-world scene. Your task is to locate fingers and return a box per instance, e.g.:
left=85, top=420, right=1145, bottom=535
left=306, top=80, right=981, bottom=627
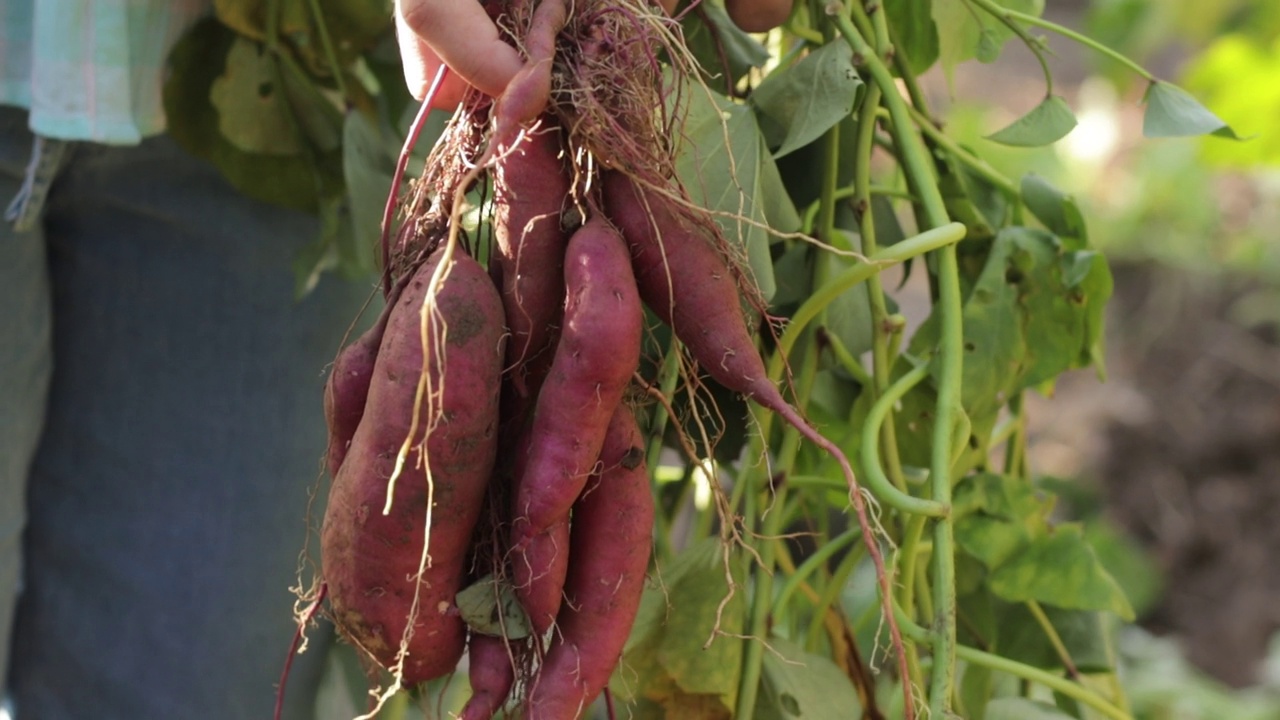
left=395, top=0, right=793, bottom=111
left=395, top=15, right=470, bottom=108
left=396, top=0, right=524, bottom=102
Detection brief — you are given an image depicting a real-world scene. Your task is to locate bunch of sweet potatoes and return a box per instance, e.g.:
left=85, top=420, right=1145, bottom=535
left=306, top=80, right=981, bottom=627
left=314, top=0, right=848, bottom=716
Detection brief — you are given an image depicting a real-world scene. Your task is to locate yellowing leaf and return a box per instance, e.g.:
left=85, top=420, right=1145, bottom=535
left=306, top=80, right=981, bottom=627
left=210, top=38, right=303, bottom=155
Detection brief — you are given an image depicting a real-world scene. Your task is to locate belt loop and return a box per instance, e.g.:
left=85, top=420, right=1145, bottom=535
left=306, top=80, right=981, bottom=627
left=5, top=135, right=73, bottom=233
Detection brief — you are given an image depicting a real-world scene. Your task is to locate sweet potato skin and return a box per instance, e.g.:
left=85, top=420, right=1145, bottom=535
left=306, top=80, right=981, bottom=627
left=602, top=170, right=774, bottom=400
left=509, top=215, right=642, bottom=634
left=459, top=632, right=518, bottom=720
left=321, top=249, right=505, bottom=684
left=492, top=121, right=571, bottom=401
left=322, top=282, right=404, bottom=478
left=524, top=405, right=653, bottom=720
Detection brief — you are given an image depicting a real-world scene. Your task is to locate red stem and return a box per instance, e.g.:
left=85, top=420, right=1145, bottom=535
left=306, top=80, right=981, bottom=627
left=380, top=65, right=450, bottom=298
left=274, top=583, right=329, bottom=720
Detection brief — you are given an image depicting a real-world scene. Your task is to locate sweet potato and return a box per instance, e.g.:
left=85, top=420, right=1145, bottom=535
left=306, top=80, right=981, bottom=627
left=724, top=0, right=792, bottom=33
left=603, top=170, right=818, bottom=432
left=523, top=405, right=653, bottom=720
left=510, top=518, right=571, bottom=638
left=459, top=633, right=519, bottom=720
left=493, top=0, right=569, bottom=139
left=492, top=120, right=572, bottom=402
left=510, top=215, right=642, bottom=634
left=322, top=282, right=407, bottom=478
left=321, top=248, right=505, bottom=683
left=602, top=172, right=915, bottom=701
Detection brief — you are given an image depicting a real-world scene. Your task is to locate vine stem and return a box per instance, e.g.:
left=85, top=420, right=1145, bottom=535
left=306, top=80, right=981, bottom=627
left=736, top=341, right=819, bottom=720
left=380, top=66, right=450, bottom=296
left=645, top=342, right=684, bottom=561
left=772, top=528, right=862, bottom=614
left=966, top=0, right=1155, bottom=81
left=769, top=222, right=965, bottom=369
left=851, top=81, right=911, bottom=498
left=905, top=105, right=1020, bottom=199
left=893, top=603, right=1133, bottom=720
left=859, top=362, right=946, bottom=516
left=964, top=0, right=1055, bottom=96
left=832, top=9, right=962, bottom=717
left=274, top=583, right=327, bottom=720
left=1026, top=600, right=1080, bottom=679
left=304, top=0, right=350, bottom=99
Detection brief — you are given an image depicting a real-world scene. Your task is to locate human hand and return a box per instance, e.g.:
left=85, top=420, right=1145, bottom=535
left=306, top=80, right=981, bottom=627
left=395, top=0, right=524, bottom=110
left=395, top=0, right=794, bottom=111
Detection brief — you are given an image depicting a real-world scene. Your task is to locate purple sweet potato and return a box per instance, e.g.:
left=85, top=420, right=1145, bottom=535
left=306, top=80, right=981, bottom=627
left=523, top=405, right=653, bottom=720
left=322, top=282, right=406, bottom=478
left=321, top=247, right=505, bottom=683
left=492, top=120, right=572, bottom=402
left=459, top=632, right=519, bottom=720
left=510, top=214, right=642, bottom=635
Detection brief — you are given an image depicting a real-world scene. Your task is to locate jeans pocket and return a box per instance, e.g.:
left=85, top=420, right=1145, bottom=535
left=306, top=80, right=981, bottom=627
left=4, top=134, right=73, bottom=233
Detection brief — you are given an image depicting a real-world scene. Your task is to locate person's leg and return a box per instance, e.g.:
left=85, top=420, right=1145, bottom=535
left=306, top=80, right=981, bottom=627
left=0, top=108, right=53, bottom=701
left=7, top=132, right=376, bottom=718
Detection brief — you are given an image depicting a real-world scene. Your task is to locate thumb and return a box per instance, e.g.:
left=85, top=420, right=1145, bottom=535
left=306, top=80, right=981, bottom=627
left=395, top=11, right=469, bottom=110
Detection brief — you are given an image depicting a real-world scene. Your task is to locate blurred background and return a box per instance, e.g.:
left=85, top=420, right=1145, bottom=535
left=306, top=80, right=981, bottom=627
left=922, top=0, right=1280, bottom=715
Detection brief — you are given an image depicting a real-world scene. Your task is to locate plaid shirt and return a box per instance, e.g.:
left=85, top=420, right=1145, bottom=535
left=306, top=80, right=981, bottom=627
left=0, top=0, right=210, bottom=144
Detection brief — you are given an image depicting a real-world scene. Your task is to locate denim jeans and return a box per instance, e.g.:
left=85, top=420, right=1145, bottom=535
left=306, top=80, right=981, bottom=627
left=0, top=106, right=373, bottom=718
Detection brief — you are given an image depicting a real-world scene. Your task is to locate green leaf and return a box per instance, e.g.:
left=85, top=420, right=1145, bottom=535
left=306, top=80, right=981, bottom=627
left=1071, top=250, right=1112, bottom=375
left=753, top=637, right=862, bottom=720
left=870, top=195, right=907, bottom=247
left=976, top=28, right=1001, bottom=63
left=954, top=473, right=1052, bottom=569
left=164, top=18, right=344, bottom=213
left=933, top=153, right=1003, bottom=241
left=1142, top=81, right=1243, bottom=139
left=820, top=230, right=874, bottom=359
left=990, top=524, right=1136, bottom=620
left=959, top=663, right=994, bottom=720
left=885, top=362, right=998, bottom=477
left=911, top=227, right=1111, bottom=418
left=1084, top=518, right=1162, bottom=618
left=657, top=544, right=747, bottom=708
left=997, top=603, right=1112, bottom=673
left=1020, top=173, right=1087, bottom=248
left=957, top=590, right=1112, bottom=673
left=986, top=95, right=1078, bottom=147
left=680, top=0, right=769, bottom=89
left=615, top=538, right=746, bottom=715
left=214, top=0, right=390, bottom=76
left=210, top=38, right=305, bottom=155
left=886, top=0, right=940, bottom=74
left=340, top=110, right=394, bottom=277
left=932, top=0, right=1044, bottom=84
left=750, top=41, right=863, bottom=159
left=675, top=83, right=802, bottom=301
left=986, top=698, right=1078, bottom=720
left=455, top=575, right=531, bottom=639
